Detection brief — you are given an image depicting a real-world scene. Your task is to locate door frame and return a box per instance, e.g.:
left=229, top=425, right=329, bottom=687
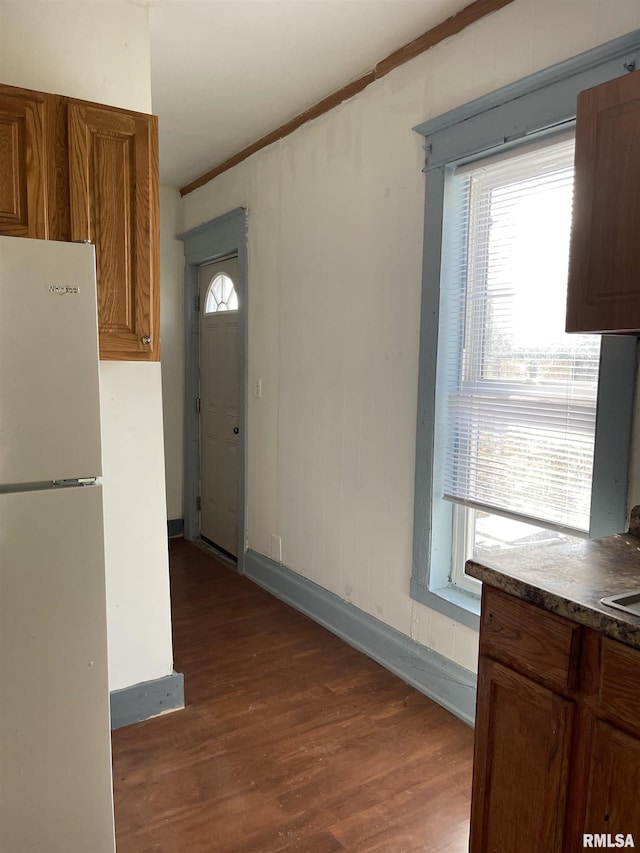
left=179, top=208, right=248, bottom=572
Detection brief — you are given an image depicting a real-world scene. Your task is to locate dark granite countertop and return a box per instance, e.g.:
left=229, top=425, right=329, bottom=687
left=465, top=508, right=640, bottom=651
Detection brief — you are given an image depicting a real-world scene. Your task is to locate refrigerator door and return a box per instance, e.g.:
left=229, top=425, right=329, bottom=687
left=0, top=235, right=102, bottom=485
left=0, top=484, right=115, bottom=853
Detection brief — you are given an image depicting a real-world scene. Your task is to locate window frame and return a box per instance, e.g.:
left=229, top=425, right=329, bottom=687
left=411, top=31, right=640, bottom=631
left=450, top=505, right=482, bottom=596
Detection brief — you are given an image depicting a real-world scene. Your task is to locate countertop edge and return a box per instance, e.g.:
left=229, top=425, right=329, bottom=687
left=466, top=558, right=640, bottom=651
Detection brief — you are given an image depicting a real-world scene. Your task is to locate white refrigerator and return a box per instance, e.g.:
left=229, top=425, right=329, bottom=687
left=0, top=236, right=116, bottom=852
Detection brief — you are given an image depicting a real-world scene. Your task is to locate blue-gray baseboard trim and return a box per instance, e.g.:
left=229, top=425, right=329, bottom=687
left=168, top=518, right=184, bottom=538
left=110, top=670, right=185, bottom=730
left=244, top=550, right=477, bottom=726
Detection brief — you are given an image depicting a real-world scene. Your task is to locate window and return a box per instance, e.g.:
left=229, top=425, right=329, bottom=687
left=411, top=33, right=639, bottom=630
left=204, top=273, right=238, bottom=313
left=445, top=136, right=602, bottom=592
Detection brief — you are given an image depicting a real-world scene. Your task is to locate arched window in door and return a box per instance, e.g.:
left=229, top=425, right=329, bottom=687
left=204, top=273, right=238, bottom=313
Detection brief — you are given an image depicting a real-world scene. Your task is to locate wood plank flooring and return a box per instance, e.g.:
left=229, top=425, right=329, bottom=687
left=112, top=539, right=474, bottom=852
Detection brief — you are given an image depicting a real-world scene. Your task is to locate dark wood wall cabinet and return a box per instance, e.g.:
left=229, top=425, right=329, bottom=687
left=0, top=83, right=159, bottom=361
left=567, top=69, right=640, bottom=334
left=470, top=586, right=640, bottom=853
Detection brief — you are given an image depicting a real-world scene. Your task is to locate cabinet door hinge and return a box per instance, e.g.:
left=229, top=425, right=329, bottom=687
left=196, top=496, right=201, bottom=512
left=196, top=396, right=201, bottom=414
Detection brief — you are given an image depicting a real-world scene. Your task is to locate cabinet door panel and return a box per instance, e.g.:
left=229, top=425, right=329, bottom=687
left=0, top=91, right=48, bottom=238
left=470, top=658, right=574, bottom=853
left=68, top=102, right=159, bottom=360
left=598, top=637, right=640, bottom=738
left=567, top=70, right=640, bottom=333
left=583, top=720, right=640, bottom=841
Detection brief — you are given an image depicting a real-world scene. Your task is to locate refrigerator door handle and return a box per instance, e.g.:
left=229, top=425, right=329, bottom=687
left=52, top=478, right=98, bottom=487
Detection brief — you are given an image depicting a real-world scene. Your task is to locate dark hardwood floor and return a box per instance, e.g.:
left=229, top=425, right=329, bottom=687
left=112, top=539, right=474, bottom=852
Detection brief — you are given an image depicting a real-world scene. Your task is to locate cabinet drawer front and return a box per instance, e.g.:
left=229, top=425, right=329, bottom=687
left=480, top=587, right=581, bottom=692
left=599, top=638, right=640, bottom=737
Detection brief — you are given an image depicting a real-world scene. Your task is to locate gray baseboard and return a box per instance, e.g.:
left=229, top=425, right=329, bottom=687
left=168, top=518, right=184, bottom=538
left=244, top=550, right=477, bottom=726
left=110, top=670, right=185, bottom=730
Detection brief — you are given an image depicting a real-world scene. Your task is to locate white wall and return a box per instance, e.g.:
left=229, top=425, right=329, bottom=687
left=180, top=0, right=640, bottom=676
left=99, top=363, right=173, bottom=689
left=160, top=186, right=185, bottom=521
left=0, top=0, right=152, bottom=111
left=0, top=0, right=175, bottom=691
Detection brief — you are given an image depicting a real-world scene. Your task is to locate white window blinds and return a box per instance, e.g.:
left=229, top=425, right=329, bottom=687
left=441, top=135, right=602, bottom=534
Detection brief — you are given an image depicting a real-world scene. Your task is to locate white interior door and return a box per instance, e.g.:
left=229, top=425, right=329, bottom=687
left=198, top=257, right=239, bottom=557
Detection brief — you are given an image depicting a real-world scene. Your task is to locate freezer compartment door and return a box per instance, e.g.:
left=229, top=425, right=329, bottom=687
left=0, top=484, right=115, bottom=853
left=0, top=235, right=102, bottom=484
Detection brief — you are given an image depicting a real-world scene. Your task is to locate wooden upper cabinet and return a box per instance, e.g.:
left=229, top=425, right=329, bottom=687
left=0, top=83, right=160, bottom=361
left=567, top=70, right=640, bottom=333
left=68, top=101, right=159, bottom=361
left=0, top=86, right=52, bottom=239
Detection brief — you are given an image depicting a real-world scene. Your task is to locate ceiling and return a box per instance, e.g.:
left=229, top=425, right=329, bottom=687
left=149, top=0, right=470, bottom=188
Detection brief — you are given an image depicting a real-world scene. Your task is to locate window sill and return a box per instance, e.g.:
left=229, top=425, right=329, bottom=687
left=410, top=576, right=480, bottom=631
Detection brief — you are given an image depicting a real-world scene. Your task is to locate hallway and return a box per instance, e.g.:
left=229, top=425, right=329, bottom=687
left=112, top=540, right=474, bottom=852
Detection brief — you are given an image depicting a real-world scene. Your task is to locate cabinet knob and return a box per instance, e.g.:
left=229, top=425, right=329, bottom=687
left=142, top=335, right=152, bottom=345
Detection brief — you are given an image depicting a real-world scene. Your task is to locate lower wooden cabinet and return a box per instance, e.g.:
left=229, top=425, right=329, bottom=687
left=470, top=659, right=574, bottom=853
left=584, top=721, right=640, bottom=841
left=470, top=587, right=640, bottom=852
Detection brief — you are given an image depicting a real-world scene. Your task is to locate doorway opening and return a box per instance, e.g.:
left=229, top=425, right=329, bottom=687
left=198, top=257, right=240, bottom=560
left=179, top=208, right=248, bottom=573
